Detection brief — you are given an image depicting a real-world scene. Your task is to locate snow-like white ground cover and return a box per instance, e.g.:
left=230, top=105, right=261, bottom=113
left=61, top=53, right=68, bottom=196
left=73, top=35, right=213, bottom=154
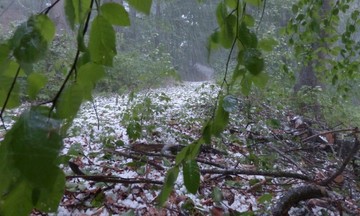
left=52, top=81, right=263, bottom=215
left=3, top=81, right=355, bottom=215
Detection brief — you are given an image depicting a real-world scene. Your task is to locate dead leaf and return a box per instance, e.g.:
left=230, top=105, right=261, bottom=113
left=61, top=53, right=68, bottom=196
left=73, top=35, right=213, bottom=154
left=211, top=206, right=224, bottom=216
left=325, top=132, right=335, bottom=144
left=334, top=175, right=344, bottom=184
left=222, top=188, right=235, bottom=205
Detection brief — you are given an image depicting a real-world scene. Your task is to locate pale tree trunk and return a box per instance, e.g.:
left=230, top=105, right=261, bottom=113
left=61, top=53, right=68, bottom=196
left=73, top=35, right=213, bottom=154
left=154, top=0, right=161, bottom=47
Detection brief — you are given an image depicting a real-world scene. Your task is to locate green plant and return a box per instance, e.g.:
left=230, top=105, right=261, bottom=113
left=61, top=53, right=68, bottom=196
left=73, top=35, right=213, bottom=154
left=122, top=93, right=170, bottom=141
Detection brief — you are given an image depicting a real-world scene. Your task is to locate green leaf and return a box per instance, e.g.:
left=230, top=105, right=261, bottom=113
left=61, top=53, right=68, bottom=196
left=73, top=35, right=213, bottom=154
left=258, top=193, right=272, bottom=203
left=241, top=74, right=252, bottom=96
left=351, top=10, right=360, bottom=21
left=33, top=15, right=55, bottom=43
left=295, top=13, right=305, bottom=21
left=175, top=145, right=190, bottom=165
left=216, top=2, right=226, bottom=27
left=292, top=5, right=298, bottom=14
left=77, top=30, right=87, bottom=52
left=188, top=140, right=202, bottom=160
left=309, top=20, right=320, bottom=32
left=89, top=15, right=116, bottom=66
left=244, top=0, right=261, bottom=7
left=77, top=63, right=105, bottom=99
left=0, top=75, right=20, bottom=109
left=230, top=67, right=246, bottom=85
left=126, top=122, right=142, bottom=140
left=225, top=0, right=237, bottom=9
left=78, top=63, right=104, bottom=84
left=67, top=143, right=84, bottom=157
left=212, top=96, right=229, bottom=136
left=0, top=181, right=33, bottom=216
left=91, top=190, right=106, bottom=207
left=266, top=119, right=281, bottom=129
left=348, top=24, right=356, bottom=33
left=35, top=170, right=65, bottom=212
left=127, top=0, right=152, bottom=15
left=157, top=166, right=179, bottom=206
left=202, top=120, right=212, bottom=144
left=56, top=84, right=83, bottom=119
left=64, top=0, right=76, bottom=29
left=6, top=108, right=62, bottom=184
left=332, top=74, right=338, bottom=85
left=222, top=95, right=238, bottom=113
left=2, top=61, right=25, bottom=77
left=243, top=48, right=264, bottom=75
left=220, top=15, right=236, bottom=48
left=238, top=22, right=258, bottom=48
left=207, top=31, right=221, bottom=53
left=0, top=107, right=65, bottom=215
left=183, top=160, right=200, bottom=194
left=243, top=14, right=255, bottom=27
left=251, top=72, right=268, bottom=88
left=215, top=3, right=236, bottom=49
left=101, top=3, right=130, bottom=26
left=0, top=43, right=10, bottom=66
left=10, top=15, right=50, bottom=63
left=259, top=38, right=278, bottom=52
left=65, top=0, right=91, bottom=28
left=212, top=187, right=223, bottom=203
left=27, top=73, right=48, bottom=100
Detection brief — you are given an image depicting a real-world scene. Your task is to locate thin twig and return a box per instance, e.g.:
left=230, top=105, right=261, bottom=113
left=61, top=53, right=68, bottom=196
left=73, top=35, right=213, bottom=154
left=320, top=137, right=360, bottom=186
left=0, top=66, right=21, bottom=130
left=49, top=0, right=95, bottom=115
left=129, top=149, right=227, bottom=169
left=91, top=100, right=100, bottom=130
left=302, top=128, right=357, bottom=142
left=256, top=0, right=266, bottom=32
left=41, top=0, right=61, bottom=15
left=265, top=141, right=309, bottom=175
left=105, top=149, right=165, bottom=170
left=0, top=0, right=15, bottom=18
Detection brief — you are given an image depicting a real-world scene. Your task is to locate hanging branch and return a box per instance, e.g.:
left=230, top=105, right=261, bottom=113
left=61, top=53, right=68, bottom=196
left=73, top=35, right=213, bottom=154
left=0, top=66, right=21, bottom=130
left=91, top=100, right=100, bottom=130
left=41, top=0, right=61, bottom=15
left=49, top=0, right=95, bottom=115
left=256, top=0, right=266, bottom=32
left=0, top=0, right=15, bottom=18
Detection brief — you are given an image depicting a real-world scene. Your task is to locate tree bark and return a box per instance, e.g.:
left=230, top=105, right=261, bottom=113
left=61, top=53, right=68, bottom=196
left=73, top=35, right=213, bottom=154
left=293, top=0, right=331, bottom=119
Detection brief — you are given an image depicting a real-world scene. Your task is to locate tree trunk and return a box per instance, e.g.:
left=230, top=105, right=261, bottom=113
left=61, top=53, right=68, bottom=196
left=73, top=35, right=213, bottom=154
left=293, top=0, right=331, bottom=119
left=154, top=0, right=161, bottom=47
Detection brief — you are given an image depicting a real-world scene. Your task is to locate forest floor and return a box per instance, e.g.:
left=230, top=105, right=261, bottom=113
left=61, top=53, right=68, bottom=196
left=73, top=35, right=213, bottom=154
left=2, top=81, right=360, bottom=215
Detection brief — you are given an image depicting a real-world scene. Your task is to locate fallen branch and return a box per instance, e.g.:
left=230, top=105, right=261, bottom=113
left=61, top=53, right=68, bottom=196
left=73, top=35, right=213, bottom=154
left=272, top=185, right=329, bottom=216
left=265, top=142, right=309, bottom=175
left=320, top=137, right=360, bottom=186
left=127, top=149, right=227, bottom=169
left=105, top=148, right=165, bottom=170
left=66, top=175, right=163, bottom=185
left=302, top=128, right=357, bottom=143
left=200, top=169, right=312, bottom=181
